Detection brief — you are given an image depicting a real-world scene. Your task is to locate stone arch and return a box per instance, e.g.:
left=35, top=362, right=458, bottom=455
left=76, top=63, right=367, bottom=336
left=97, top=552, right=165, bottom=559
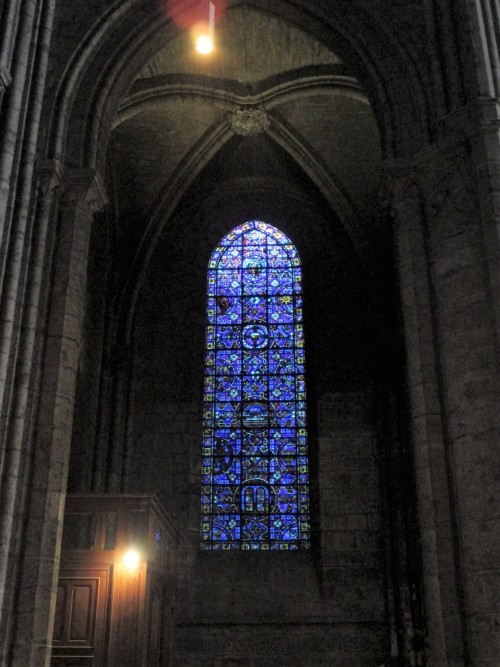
left=43, top=0, right=436, bottom=353
left=46, top=0, right=434, bottom=173
left=42, top=1, right=428, bottom=520
left=43, top=6, right=435, bottom=659
left=114, top=101, right=367, bottom=340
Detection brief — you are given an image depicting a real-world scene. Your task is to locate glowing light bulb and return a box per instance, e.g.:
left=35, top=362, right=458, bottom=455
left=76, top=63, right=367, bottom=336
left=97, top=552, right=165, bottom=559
left=196, top=34, right=213, bottom=54
left=123, top=549, right=140, bottom=570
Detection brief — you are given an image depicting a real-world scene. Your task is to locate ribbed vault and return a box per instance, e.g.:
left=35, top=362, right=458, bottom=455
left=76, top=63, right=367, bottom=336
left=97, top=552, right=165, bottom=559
left=42, top=0, right=437, bottom=345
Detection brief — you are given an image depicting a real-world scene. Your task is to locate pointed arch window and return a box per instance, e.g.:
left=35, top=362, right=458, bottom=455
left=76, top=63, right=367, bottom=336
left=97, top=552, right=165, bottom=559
left=200, top=221, right=310, bottom=550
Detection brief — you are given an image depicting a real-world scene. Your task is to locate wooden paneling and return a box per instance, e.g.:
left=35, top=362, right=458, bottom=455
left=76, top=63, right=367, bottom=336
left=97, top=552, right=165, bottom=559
left=51, top=569, right=110, bottom=666
left=51, top=494, right=179, bottom=666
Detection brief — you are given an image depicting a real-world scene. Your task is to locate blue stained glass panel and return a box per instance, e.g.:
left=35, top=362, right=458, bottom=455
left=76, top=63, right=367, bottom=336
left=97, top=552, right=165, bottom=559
left=268, top=296, right=294, bottom=323
left=243, top=296, right=267, bottom=323
left=268, top=268, right=293, bottom=295
left=216, top=326, right=240, bottom=349
left=215, top=375, right=241, bottom=401
left=243, top=351, right=267, bottom=375
left=201, top=221, right=310, bottom=550
left=218, top=270, right=241, bottom=296
left=242, top=324, right=269, bottom=349
left=242, top=429, right=268, bottom=454
left=242, top=377, right=267, bottom=400
left=216, top=295, right=241, bottom=324
left=269, top=349, right=296, bottom=374
left=215, top=351, right=241, bottom=375
left=219, top=246, right=242, bottom=268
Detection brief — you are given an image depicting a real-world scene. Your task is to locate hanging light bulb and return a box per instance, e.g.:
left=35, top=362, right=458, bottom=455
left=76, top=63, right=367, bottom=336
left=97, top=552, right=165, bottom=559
left=196, top=1, right=215, bottom=54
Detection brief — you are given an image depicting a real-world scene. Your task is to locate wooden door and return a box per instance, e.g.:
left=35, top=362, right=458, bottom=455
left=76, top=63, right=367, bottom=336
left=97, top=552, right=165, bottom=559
left=51, top=567, right=110, bottom=666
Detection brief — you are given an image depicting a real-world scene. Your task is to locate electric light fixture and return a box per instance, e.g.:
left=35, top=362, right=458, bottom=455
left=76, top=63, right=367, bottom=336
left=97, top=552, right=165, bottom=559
left=196, top=34, right=213, bottom=54
left=123, top=549, right=140, bottom=570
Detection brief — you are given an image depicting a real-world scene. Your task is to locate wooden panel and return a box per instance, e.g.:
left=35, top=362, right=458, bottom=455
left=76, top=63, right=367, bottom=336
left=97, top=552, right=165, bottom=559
left=56, top=578, right=97, bottom=646
left=107, top=564, right=146, bottom=667
left=51, top=568, right=110, bottom=667
left=69, top=584, right=92, bottom=641
left=52, top=495, right=179, bottom=666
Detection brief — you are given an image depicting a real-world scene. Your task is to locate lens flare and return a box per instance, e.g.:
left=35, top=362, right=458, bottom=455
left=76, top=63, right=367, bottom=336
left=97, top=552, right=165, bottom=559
left=164, top=0, right=227, bottom=29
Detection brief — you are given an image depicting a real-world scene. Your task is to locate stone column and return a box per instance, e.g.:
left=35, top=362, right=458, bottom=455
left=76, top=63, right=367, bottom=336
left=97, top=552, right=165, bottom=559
left=0, top=0, right=56, bottom=283
left=457, top=0, right=500, bottom=334
left=424, top=4, right=500, bottom=658
left=417, top=142, right=499, bottom=667
left=469, top=103, right=500, bottom=353
left=0, top=160, right=62, bottom=665
left=0, top=64, right=11, bottom=109
left=0, top=0, right=23, bottom=98
left=385, top=136, right=500, bottom=666
left=0, top=0, right=58, bottom=423
left=8, top=170, right=107, bottom=667
left=383, top=161, right=468, bottom=667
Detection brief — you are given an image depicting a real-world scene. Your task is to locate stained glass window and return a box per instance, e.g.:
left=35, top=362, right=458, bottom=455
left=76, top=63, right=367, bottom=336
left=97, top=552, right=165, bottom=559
left=200, top=220, right=310, bottom=550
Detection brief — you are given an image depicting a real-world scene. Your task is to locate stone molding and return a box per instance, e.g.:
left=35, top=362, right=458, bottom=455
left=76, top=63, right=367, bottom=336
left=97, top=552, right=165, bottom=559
left=416, top=145, right=476, bottom=222
left=61, top=168, right=109, bottom=214
left=116, top=72, right=364, bottom=129
left=0, top=64, right=11, bottom=91
left=380, top=163, right=420, bottom=211
left=381, top=140, right=477, bottom=216
left=469, top=0, right=500, bottom=98
left=229, top=107, right=271, bottom=136
left=433, top=98, right=500, bottom=144
left=36, top=159, right=64, bottom=196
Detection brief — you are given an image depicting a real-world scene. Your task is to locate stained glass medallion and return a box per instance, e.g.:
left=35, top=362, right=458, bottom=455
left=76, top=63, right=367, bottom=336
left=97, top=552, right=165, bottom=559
left=201, top=221, right=310, bottom=550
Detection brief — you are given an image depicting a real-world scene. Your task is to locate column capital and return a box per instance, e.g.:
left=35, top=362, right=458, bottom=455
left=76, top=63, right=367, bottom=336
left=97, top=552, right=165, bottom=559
left=36, top=159, right=64, bottom=197
left=416, top=142, right=476, bottom=221
left=382, top=141, right=476, bottom=216
left=61, top=168, right=109, bottom=214
left=380, top=160, right=420, bottom=212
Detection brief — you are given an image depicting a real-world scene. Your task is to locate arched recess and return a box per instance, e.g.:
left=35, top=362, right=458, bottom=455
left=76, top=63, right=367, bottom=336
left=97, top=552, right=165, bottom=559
left=54, top=0, right=424, bottom=518
left=48, top=2, right=432, bottom=665
left=46, top=0, right=432, bottom=533
left=17, top=2, right=499, bottom=667
left=43, top=0, right=436, bottom=412
left=50, top=0, right=421, bottom=499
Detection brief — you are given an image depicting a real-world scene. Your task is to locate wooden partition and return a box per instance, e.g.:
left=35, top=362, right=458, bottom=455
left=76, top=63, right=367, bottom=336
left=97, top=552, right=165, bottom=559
left=51, top=494, right=179, bottom=666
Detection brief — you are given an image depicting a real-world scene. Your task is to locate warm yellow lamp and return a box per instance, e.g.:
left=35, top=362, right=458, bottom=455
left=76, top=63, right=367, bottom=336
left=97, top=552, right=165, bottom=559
left=196, top=34, right=213, bottom=54
left=123, top=549, right=140, bottom=570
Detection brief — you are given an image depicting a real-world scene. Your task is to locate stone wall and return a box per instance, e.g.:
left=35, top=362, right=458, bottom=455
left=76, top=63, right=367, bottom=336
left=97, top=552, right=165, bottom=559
left=122, top=182, right=394, bottom=665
